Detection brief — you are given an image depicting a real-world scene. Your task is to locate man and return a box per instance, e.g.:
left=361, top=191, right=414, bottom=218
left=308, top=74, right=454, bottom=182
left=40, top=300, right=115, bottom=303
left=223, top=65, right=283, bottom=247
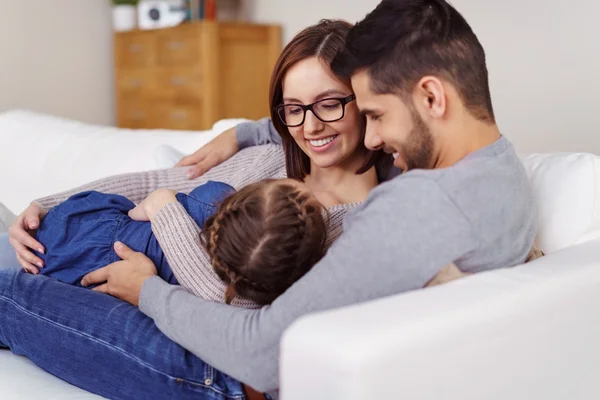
left=77, top=0, right=535, bottom=395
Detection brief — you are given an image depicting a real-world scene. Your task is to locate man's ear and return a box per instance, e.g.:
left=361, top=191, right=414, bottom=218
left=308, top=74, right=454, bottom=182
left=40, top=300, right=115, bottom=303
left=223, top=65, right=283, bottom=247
left=414, top=76, right=446, bottom=119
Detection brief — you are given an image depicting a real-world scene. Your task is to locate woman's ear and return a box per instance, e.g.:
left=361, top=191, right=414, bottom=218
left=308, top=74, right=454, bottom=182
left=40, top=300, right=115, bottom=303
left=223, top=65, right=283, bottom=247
left=415, top=76, right=446, bottom=119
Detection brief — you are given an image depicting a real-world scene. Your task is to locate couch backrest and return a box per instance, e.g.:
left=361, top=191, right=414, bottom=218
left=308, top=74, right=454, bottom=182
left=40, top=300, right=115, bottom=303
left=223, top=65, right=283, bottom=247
left=521, top=152, right=600, bottom=254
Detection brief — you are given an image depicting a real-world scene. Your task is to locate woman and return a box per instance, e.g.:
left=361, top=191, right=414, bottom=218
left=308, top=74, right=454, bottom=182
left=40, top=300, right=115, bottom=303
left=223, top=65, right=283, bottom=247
left=0, top=20, right=391, bottom=400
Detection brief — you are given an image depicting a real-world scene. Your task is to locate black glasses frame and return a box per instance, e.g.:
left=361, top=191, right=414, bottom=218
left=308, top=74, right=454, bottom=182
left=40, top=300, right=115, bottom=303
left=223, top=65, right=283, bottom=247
left=274, top=94, right=356, bottom=127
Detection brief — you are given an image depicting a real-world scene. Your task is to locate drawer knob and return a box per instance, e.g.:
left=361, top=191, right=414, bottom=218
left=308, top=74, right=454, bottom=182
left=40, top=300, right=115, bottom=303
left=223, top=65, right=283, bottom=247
left=169, top=77, right=187, bottom=86
left=128, top=44, right=143, bottom=53
left=170, top=110, right=188, bottom=120
left=127, top=79, right=143, bottom=88
left=167, top=41, right=185, bottom=50
left=131, top=110, right=146, bottom=120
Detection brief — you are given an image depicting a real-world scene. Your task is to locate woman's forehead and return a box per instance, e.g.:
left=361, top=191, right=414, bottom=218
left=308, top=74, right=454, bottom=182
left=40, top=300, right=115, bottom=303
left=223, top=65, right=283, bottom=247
left=282, top=57, right=350, bottom=103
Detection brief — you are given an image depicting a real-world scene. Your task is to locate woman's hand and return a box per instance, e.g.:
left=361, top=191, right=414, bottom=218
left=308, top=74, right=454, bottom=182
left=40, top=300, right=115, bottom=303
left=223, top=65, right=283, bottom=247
left=81, top=242, right=158, bottom=306
left=128, top=189, right=177, bottom=222
left=8, top=203, right=47, bottom=274
left=176, top=127, right=239, bottom=179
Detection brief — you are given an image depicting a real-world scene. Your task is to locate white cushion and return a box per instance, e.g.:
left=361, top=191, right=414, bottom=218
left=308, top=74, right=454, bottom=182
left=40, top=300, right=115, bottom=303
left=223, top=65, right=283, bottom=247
left=520, top=153, right=600, bottom=253
left=0, top=351, right=103, bottom=399
left=0, top=110, right=246, bottom=215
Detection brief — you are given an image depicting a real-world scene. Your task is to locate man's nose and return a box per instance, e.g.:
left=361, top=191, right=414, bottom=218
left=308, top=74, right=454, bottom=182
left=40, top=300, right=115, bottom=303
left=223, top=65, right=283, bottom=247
left=364, top=124, right=384, bottom=150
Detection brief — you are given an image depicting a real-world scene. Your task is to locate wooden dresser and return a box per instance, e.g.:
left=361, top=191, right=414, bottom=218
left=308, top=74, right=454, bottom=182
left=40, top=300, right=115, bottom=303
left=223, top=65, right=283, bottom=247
left=114, top=22, right=281, bottom=130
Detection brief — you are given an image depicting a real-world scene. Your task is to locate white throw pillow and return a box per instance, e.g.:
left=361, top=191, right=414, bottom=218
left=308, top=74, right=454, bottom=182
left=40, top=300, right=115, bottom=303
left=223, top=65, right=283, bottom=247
left=521, top=152, right=600, bottom=254
left=152, top=118, right=252, bottom=169
left=0, top=110, right=246, bottom=214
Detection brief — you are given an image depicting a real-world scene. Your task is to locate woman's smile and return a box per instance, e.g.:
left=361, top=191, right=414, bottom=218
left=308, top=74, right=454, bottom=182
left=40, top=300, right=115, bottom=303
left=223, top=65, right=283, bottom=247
left=307, top=134, right=339, bottom=153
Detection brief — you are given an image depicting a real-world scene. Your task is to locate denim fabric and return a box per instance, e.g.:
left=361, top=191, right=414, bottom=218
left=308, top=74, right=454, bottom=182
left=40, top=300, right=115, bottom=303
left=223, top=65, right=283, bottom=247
left=0, top=269, right=247, bottom=400
left=0, top=233, right=19, bottom=270
left=34, top=181, right=234, bottom=286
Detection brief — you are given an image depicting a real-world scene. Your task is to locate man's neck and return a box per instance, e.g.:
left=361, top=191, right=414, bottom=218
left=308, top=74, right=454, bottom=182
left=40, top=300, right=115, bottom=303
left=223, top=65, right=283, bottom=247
left=434, top=119, right=501, bottom=169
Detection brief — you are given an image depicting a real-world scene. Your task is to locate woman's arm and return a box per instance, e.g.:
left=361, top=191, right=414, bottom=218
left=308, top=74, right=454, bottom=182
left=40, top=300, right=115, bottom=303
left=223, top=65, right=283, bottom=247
left=12, top=145, right=282, bottom=273
left=179, top=118, right=282, bottom=180
left=235, top=118, right=282, bottom=149
left=34, top=142, right=283, bottom=210
left=34, top=168, right=195, bottom=210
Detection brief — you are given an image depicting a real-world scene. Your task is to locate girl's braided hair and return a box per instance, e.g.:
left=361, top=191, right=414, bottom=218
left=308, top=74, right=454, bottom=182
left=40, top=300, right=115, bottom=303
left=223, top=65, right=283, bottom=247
left=202, top=179, right=328, bottom=305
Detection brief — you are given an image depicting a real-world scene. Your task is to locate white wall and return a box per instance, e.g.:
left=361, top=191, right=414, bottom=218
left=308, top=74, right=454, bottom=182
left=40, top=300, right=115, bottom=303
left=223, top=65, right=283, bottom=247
left=0, top=0, right=114, bottom=125
left=242, top=0, right=600, bottom=155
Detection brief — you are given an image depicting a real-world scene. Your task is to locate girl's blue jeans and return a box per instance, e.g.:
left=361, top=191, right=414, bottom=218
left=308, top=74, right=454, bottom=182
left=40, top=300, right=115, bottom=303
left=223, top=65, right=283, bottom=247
left=0, top=233, right=248, bottom=400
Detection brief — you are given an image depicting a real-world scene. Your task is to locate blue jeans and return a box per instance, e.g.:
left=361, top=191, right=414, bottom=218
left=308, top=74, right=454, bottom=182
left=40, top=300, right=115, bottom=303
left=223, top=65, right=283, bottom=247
left=0, top=237, right=247, bottom=400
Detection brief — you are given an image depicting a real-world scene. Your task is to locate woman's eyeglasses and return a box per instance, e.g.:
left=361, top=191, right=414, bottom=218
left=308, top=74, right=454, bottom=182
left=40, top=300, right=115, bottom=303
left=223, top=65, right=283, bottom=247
left=274, top=94, right=356, bottom=127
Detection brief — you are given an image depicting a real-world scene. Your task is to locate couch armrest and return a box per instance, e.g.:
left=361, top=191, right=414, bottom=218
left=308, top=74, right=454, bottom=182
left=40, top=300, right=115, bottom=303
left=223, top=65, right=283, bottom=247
left=280, top=239, right=600, bottom=400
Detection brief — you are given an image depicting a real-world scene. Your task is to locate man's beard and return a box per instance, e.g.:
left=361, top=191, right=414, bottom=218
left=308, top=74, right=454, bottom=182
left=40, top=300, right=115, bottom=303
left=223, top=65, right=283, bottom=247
left=403, top=111, right=434, bottom=171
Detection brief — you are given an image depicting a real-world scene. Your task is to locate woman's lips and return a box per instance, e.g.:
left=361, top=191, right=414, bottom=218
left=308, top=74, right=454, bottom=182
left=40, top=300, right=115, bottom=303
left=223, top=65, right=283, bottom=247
left=307, top=135, right=338, bottom=153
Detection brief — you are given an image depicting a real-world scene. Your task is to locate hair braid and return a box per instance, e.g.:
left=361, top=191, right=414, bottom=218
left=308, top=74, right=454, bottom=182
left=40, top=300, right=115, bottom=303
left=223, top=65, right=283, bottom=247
left=203, top=179, right=328, bottom=306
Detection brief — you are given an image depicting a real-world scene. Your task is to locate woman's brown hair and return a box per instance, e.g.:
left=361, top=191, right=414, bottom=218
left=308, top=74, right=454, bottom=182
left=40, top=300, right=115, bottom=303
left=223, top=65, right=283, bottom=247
left=202, top=180, right=327, bottom=305
left=269, top=19, right=388, bottom=181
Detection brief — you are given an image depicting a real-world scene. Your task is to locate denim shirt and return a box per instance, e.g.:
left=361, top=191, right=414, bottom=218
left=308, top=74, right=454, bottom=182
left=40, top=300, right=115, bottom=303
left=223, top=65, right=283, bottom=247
left=35, top=181, right=235, bottom=286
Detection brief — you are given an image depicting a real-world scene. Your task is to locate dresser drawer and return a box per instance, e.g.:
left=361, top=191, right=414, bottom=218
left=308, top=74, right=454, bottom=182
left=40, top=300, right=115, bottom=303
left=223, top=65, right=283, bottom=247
left=116, top=69, right=154, bottom=98
left=153, top=67, right=203, bottom=102
left=155, top=28, right=199, bottom=67
left=115, top=34, right=153, bottom=68
left=117, top=101, right=153, bottom=129
left=151, top=103, right=204, bottom=130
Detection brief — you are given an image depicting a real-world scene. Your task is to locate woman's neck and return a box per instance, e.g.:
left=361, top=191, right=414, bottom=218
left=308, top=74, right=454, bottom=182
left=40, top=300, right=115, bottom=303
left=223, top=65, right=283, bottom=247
left=305, top=154, right=378, bottom=205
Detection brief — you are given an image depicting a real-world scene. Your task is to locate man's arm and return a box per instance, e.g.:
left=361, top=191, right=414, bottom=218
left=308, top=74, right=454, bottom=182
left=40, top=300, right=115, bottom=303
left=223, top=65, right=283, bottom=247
left=139, top=177, right=477, bottom=392
left=235, top=118, right=282, bottom=149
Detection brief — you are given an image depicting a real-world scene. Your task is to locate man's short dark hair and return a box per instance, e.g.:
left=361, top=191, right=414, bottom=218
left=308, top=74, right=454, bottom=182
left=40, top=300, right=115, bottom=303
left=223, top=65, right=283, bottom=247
left=332, top=0, right=495, bottom=123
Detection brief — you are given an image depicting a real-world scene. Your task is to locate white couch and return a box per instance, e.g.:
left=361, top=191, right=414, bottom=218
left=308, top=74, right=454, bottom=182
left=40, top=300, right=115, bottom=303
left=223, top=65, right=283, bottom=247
left=1, top=110, right=600, bottom=400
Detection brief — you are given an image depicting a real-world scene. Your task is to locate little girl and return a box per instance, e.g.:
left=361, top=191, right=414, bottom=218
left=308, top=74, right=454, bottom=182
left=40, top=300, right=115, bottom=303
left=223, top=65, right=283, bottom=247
left=34, top=179, right=328, bottom=305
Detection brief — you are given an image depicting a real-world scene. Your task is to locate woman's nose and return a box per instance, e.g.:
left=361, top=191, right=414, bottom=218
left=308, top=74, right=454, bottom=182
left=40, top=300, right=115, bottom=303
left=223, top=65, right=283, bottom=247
left=303, top=111, right=324, bottom=135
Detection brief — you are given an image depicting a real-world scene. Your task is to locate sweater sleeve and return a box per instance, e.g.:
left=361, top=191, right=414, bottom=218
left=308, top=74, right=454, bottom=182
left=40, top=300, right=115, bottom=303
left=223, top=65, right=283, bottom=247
left=151, top=201, right=259, bottom=308
left=34, top=145, right=285, bottom=210
left=34, top=168, right=197, bottom=210
left=235, top=118, right=282, bottom=149
left=139, top=177, right=477, bottom=392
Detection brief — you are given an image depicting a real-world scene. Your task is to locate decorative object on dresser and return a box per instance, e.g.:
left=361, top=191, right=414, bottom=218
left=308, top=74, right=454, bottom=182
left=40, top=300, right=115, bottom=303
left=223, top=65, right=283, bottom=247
left=137, top=0, right=187, bottom=30
left=114, top=22, right=281, bottom=130
left=112, top=0, right=139, bottom=32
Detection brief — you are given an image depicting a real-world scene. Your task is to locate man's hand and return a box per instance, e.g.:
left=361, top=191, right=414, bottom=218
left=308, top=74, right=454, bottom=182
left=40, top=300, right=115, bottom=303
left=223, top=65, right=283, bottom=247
left=176, top=127, right=239, bottom=179
left=128, top=189, right=177, bottom=222
left=81, top=242, right=158, bottom=306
